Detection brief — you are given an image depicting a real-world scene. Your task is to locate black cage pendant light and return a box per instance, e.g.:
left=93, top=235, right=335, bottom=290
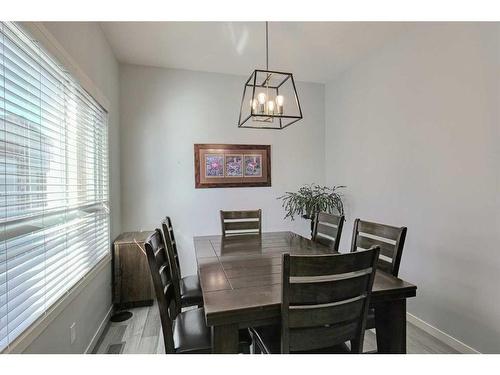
left=238, top=22, right=303, bottom=129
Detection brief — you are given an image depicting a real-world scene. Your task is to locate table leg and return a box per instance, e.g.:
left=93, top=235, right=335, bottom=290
left=212, top=323, right=239, bottom=353
left=374, top=299, right=407, bottom=353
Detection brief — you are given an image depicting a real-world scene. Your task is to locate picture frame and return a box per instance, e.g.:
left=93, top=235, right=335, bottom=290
left=194, top=144, right=271, bottom=188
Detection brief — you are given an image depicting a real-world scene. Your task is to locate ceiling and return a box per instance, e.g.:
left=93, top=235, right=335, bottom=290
left=100, top=22, right=416, bottom=83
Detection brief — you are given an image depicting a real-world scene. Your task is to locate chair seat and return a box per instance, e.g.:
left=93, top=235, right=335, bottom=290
left=180, top=274, right=203, bottom=308
left=250, top=325, right=351, bottom=354
left=173, top=308, right=252, bottom=354
left=173, top=308, right=212, bottom=354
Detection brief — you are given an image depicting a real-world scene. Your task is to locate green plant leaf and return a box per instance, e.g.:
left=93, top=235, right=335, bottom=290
left=276, top=183, right=346, bottom=221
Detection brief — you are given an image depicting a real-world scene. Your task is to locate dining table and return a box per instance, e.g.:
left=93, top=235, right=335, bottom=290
left=193, top=231, right=417, bottom=354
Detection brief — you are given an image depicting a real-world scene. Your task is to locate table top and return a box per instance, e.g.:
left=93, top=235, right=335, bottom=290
left=194, top=231, right=417, bottom=327
left=114, top=230, right=155, bottom=244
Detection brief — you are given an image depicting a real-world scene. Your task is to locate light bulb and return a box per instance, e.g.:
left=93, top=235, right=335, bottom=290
left=257, top=93, right=266, bottom=114
left=249, top=98, right=258, bottom=112
left=267, top=100, right=275, bottom=114
left=276, top=95, right=284, bottom=115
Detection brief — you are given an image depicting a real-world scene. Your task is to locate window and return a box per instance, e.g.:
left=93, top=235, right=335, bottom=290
left=0, top=22, right=110, bottom=351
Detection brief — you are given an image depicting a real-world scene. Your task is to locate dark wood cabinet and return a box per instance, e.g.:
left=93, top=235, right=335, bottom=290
left=113, top=231, right=155, bottom=308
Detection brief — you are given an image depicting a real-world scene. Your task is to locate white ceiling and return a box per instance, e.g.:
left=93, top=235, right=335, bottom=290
left=100, top=22, right=416, bottom=83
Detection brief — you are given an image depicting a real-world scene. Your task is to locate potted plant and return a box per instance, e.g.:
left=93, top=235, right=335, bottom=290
left=277, top=184, right=345, bottom=237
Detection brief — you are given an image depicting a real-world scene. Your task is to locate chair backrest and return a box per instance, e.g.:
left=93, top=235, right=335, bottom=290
left=160, top=218, right=183, bottom=316
left=144, top=229, right=176, bottom=353
left=220, top=209, right=262, bottom=237
left=162, top=216, right=181, bottom=272
left=281, top=247, right=379, bottom=354
left=350, top=219, right=407, bottom=277
left=312, top=212, right=345, bottom=252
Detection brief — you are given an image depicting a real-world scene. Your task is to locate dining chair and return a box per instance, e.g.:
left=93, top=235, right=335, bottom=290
left=250, top=247, right=380, bottom=354
left=312, top=212, right=345, bottom=252
left=145, top=229, right=252, bottom=354
left=350, top=219, right=407, bottom=277
left=161, top=217, right=203, bottom=314
left=220, top=209, right=262, bottom=237
left=144, top=229, right=209, bottom=353
left=162, top=216, right=181, bottom=272
left=350, top=218, right=407, bottom=349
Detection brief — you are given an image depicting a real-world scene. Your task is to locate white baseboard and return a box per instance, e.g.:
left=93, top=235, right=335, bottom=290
left=85, top=305, right=113, bottom=354
left=406, top=312, right=480, bottom=354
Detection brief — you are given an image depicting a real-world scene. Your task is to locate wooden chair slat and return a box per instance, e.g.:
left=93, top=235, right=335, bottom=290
left=356, top=235, right=395, bottom=258
left=163, top=282, right=174, bottom=301
left=289, top=321, right=359, bottom=352
left=159, top=269, right=170, bottom=287
left=314, top=235, right=336, bottom=248
left=289, top=274, right=372, bottom=305
left=224, top=220, right=260, bottom=231
left=158, top=263, right=169, bottom=276
left=221, top=210, right=261, bottom=219
left=289, top=250, right=376, bottom=277
left=351, top=218, right=407, bottom=277
left=154, top=249, right=167, bottom=265
left=288, top=295, right=365, bottom=328
left=220, top=209, right=262, bottom=237
left=312, top=212, right=344, bottom=252
left=162, top=217, right=181, bottom=272
left=357, top=220, right=401, bottom=241
left=316, top=223, right=338, bottom=239
left=317, top=212, right=342, bottom=226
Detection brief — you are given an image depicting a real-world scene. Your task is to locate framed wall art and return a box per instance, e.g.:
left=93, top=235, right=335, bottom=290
left=194, top=144, right=271, bottom=188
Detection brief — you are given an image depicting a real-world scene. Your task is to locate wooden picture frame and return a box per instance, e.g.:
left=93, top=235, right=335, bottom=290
left=194, top=144, right=271, bottom=188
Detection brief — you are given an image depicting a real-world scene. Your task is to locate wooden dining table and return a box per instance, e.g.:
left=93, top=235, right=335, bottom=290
left=194, top=231, right=417, bottom=354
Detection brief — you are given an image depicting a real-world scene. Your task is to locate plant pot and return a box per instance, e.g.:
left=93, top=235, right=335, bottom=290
left=302, top=214, right=315, bottom=238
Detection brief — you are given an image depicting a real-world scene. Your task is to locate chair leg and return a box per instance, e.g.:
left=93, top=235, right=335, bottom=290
left=249, top=330, right=262, bottom=354
left=254, top=343, right=262, bottom=354
left=366, top=328, right=378, bottom=353
left=239, top=343, right=251, bottom=354
left=354, top=329, right=378, bottom=354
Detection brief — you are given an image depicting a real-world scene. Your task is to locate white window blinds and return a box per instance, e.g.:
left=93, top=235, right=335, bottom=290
left=0, top=22, right=110, bottom=351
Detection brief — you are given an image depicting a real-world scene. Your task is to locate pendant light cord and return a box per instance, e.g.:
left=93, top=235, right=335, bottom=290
left=265, top=21, right=269, bottom=70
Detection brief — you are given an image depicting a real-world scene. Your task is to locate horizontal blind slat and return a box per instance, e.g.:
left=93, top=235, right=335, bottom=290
left=0, top=21, right=109, bottom=352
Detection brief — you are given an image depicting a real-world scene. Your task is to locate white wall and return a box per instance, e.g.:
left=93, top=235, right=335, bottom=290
left=119, top=65, right=325, bottom=275
left=325, top=23, right=500, bottom=353
left=21, top=22, right=120, bottom=353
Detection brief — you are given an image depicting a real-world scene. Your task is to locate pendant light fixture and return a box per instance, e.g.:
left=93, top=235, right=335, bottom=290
left=238, top=22, right=303, bottom=129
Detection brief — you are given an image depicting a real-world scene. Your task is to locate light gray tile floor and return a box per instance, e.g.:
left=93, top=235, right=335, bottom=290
left=94, top=302, right=459, bottom=354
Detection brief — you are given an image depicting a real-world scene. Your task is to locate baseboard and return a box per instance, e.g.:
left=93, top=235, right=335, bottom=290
left=406, top=312, right=480, bottom=354
left=85, top=305, right=113, bottom=354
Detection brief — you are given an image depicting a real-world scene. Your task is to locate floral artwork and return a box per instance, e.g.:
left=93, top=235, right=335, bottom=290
left=205, top=154, right=224, bottom=177
left=225, top=154, right=243, bottom=177
left=244, top=155, right=262, bottom=177
left=195, top=144, right=270, bottom=188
